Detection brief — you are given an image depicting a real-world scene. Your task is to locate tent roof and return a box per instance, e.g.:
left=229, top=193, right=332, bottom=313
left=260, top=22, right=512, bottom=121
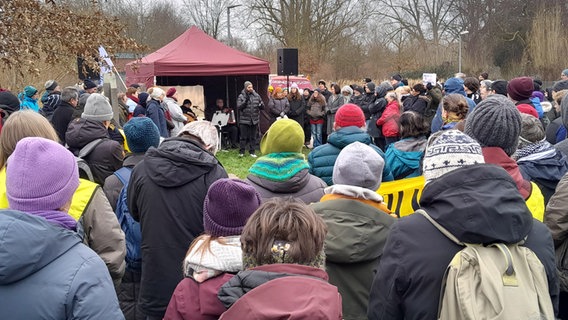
left=126, top=26, right=270, bottom=77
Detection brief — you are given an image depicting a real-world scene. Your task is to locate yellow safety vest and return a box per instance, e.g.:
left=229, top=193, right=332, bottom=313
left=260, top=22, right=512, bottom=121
left=0, top=167, right=98, bottom=221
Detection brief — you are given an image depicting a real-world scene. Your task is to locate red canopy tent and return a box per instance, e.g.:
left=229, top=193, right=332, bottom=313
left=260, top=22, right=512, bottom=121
left=126, top=26, right=270, bottom=128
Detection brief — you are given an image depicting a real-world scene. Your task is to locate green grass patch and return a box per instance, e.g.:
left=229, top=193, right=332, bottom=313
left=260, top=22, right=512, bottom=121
left=216, top=147, right=312, bottom=179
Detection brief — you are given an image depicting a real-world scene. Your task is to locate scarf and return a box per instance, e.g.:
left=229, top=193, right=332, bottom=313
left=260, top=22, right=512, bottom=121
left=249, top=153, right=309, bottom=182
left=27, top=210, right=77, bottom=231
left=127, top=94, right=139, bottom=104
left=184, top=236, right=243, bottom=282
left=514, top=139, right=556, bottom=161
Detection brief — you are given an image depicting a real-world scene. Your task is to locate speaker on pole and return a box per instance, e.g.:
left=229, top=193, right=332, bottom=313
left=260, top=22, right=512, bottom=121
left=277, top=48, right=298, bottom=76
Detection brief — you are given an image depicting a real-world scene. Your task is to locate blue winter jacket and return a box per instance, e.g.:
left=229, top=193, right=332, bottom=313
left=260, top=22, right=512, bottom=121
left=20, top=96, right=40, bottom=112
left=308, top=126, right=393, bottom=185
left=0, top=210, right=124, bottom=320
left=385, top=137, right=426, bottom=180
left=518, top=150, right=568, bottom=205
left=431, top=78, right=476, bottom=133
left=146, top=99, right=169, bottom=138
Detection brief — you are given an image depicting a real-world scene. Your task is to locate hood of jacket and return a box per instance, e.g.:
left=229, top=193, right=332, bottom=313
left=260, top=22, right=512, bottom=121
left=444, top=78, right=466, bottom=96
left=518, top=151, right=568, bottom=190
left=247, top=168, right=312, bottom=193
left=218, top=264, right=329, bottom=309
left=420, top=164, right=533, bottom=244
left=0, top=210, right=80, bottom=284
left=313, top=193, right=394, bottom=263
left=327, top=126, right=371, bottom=149
left=65, top=118, right=110, bottom=150
left=389, top=139, right=426, bottom=170
left=144, top=137, right=222, bottom=188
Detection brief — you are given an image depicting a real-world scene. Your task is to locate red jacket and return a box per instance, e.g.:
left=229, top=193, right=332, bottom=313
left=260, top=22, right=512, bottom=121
left=164, top=273, right=234, bottom=320
left=376, top=100, right=400, bottom=137
left=219, top=264, right=342, bottom=319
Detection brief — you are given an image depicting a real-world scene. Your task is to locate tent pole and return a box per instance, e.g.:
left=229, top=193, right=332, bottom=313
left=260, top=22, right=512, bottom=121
left=226, top=76, right=229, bottom=108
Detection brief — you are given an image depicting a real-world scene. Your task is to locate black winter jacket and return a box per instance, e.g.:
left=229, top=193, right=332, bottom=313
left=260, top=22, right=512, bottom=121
left=237, top=89, right=264, bottom=125
left=368, top=164, right=559, bottom=319
left=66, top=118, right=124, bottom=185
left=127, top=137, right=227, bottom=318
left=51, top=100, right=76, bottom=145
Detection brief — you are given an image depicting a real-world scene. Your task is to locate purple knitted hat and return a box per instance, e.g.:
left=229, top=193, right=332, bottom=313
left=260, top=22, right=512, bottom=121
left=203, top=179, right=262, bottom=237
left=6, top=137, right=79, bottom=211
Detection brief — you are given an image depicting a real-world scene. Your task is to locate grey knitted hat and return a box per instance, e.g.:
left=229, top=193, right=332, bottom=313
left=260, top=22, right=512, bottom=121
left=81, top=93, right=114, bottom=122
left=244, top=81, right=253, bottom=88
left=333, top=142, right=384, bottom=190
left=519, top=113, right=545, bottom=144
left=464, top=94, right=522, bottom=156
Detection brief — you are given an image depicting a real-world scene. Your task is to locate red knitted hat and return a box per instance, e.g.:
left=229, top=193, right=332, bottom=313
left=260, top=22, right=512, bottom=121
left=166, top=87, right=176, bottom=97
left=335, top=104, right=365, bottom=128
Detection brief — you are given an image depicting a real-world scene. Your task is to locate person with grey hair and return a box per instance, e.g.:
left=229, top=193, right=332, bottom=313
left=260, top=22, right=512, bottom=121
left=479, top=79, right=493, bottom=100
left=127, top=120, right=228, bottom=319
left=147, top=87, right=169, bottom=138
left=51, top=86, right=79, bottom=145
left=514, top=113, right=568, bottom=204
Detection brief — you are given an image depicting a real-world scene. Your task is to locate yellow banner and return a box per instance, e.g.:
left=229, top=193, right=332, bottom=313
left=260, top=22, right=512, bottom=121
left=378, top=176, right=425, bottom=218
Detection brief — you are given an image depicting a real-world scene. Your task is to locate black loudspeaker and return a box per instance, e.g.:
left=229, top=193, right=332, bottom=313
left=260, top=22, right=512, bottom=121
left=77, top=57, right=100, bottom=81
left=277, top=48, right=298, bottom=76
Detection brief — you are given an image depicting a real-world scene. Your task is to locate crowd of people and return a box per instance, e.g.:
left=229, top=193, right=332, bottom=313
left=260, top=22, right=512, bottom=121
left=0, top=69, right=568, bottom=319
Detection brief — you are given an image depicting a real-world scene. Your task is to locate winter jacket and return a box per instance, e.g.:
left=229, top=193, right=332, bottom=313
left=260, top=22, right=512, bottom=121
left=0, top=170, right=126, bottom=286
left=0, top=210, right=124, bottom=319
left=51, top=100, right=76, bottom=145
left=403, top=94, right=430, bottom=115
left=368, top=85, right=390, bottom=138
left=308, top=126, right=393, bottom=185
left=41, top=91, right=61, bottom=121
left=164, top=236, right=242, bottom=320
left=385, top=137, right=427, bottom=180
left=147, top=98, right=169, bottom=138
left=547, top=118, right=564, bottom=144
left=517, top=147, right=568, bottom=204
left=237, top=89, right=264, bottom=125
left=376, top=100, right=401, bottom=137
left=367, top=164, right=559, bottom=319
left=164, top=97, right=186, bottom=137
left=218, top=264, right=342, bottom=319
left=66, top=118, right=124, bottom=185
left=545, top=172, right=568, bottom=246
left=307, top=97, right=326, bottom=121
left=246, top=168, right=326, bottom=204
left=164, top=274, right=234, bottom=320
left=20, top=95, right=40, bottom=112
left=287, top=97, right=305, bottom=125
left=132, top=93, right=148, bottom=117
left=360, top=92, right=377, bottom=120
left=483, top=147, right=545, bottom=221
left=267, top=97, right=290, bottom=123
left=128, top=137, right=228, bottom=318
left=312, top=186, right=395, bottom=320
left=326, top=95, right=347, bottom=134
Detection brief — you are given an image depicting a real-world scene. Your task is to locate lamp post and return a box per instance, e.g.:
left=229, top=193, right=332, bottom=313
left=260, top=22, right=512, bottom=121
left=458, top=30, right=469, bottom=74
left=227, top=5, right=241, bottom=45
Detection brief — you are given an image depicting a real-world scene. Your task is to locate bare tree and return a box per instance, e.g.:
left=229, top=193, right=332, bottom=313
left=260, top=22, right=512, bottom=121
left=182, top=0, right=236, bottom=39
left=247, top=0, right=374, bottom=74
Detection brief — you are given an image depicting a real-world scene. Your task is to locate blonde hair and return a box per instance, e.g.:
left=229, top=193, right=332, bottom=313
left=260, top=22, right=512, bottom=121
left=0, top=111, right=59, bottom=168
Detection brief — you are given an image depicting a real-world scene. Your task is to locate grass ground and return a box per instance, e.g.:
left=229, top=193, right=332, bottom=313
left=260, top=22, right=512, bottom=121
left=216, top=147, right=312, bottom=179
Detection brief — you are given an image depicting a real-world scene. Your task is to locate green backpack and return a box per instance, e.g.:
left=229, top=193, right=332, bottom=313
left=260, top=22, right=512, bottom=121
left=418, top=209, right=554, bottom=320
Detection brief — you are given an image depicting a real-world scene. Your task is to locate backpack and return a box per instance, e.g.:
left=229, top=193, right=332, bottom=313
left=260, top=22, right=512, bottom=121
left=75, top=138, right=103, bottom=182
left=417, top=209, right=554, bottom=320
left=114, top=167, right=142, bottom=271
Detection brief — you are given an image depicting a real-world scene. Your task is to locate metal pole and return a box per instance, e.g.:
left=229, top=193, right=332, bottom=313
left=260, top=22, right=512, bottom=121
left=458, top=35, right=462, bottom=74
left=227, top=7, right=231, bottom=43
